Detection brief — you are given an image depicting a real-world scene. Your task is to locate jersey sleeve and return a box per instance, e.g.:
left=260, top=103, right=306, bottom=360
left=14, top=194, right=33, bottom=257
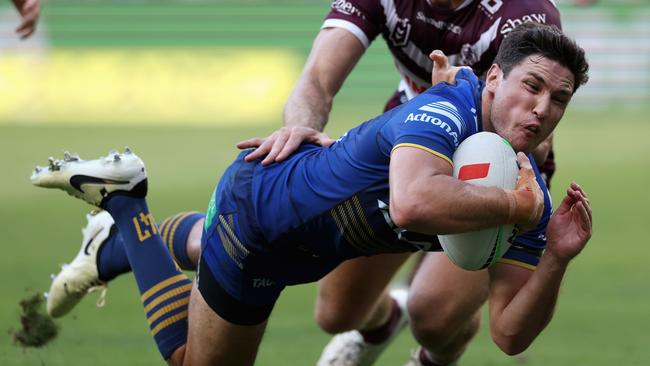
left=499, top=155, right=553, bottom=270
left=390, top=69, right=481, bottom=165
left=322, top=0, right=384, bottom=48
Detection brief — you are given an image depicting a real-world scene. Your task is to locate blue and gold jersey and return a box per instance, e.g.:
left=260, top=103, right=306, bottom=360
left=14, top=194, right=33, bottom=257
left=202, top=69, right=552, bottom=302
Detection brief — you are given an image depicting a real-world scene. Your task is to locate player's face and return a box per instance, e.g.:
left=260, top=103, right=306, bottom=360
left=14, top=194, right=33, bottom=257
left=485, top=55, right=575, bottom=154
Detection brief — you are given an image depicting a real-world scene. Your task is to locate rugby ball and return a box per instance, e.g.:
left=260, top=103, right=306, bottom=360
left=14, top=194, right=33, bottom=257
left=438, top=132, right=518, bottom=271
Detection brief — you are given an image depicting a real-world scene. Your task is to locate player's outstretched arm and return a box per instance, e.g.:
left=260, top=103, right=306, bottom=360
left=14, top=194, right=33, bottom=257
left=283, top=27, right=365, bottom=131
left=487, top=182, right=592, bottom=355
left=235, top=27, right=362, bottom=165
left=11, top=0, right=40, bottom=39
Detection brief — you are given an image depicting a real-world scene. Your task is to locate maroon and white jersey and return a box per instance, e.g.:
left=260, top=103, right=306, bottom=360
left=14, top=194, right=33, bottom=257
left=323, top=0, right=561, bottom=99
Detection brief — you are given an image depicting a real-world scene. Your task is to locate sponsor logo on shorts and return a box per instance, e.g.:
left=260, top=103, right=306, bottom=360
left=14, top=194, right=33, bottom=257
left=252, top=278, right=275, bottom=288
left=331, top=0, right=365, bottom=19
left=500, top=13, right=548, bottom=35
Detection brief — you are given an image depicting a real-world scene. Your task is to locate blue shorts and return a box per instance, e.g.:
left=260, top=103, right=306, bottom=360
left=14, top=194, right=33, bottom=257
left=199, top=151, right=339, bottom=324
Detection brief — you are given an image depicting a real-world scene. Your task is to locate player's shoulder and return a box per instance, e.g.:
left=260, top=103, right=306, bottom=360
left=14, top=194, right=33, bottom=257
left=422, top=69, right=482, bottom=113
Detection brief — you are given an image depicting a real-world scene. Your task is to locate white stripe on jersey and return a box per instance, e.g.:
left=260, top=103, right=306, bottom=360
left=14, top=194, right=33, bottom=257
left=381, top=0, right=433, bottom=72
left=447, top=18, right=501, bottom=69
left=322, top=19, right=371, bottom=48
left=418, top=102, right=463, bottom=132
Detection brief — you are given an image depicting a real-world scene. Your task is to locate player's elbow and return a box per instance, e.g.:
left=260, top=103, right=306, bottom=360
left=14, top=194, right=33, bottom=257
left=389, top=199, right=444, bottom=233
left=389, top=201, right=416, bottom=230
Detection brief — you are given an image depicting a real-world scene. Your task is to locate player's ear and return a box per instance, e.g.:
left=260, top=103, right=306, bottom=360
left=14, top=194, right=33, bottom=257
left=485, top=64, right=502, bottom=93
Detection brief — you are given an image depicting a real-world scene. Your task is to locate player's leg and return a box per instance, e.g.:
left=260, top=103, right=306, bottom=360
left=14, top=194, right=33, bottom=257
left=406, top=252, right=489, bottom=366
left=175, top=252, right=272, bottom=366
left=32, top=150, right=269, bottom=365
left=45, top=208, right=204, bottom=318
left=92, top=162, right=267, bottom=365
left=316, top=253, right=411, bottom=366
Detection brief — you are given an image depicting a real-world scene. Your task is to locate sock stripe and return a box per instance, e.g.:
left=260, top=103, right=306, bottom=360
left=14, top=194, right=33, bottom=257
left=143, top=283, right=193, bottom=313
left=158, top=216, right=173, bottom=234
left=147, top=297, right=190, bottom=326
left=151, top=309, right=189, bottom=337
left=168, top=212, right=196, bottom=263
left=161, top=214, right=183, bottom=248
left=141, top=274, right=188, bottom=302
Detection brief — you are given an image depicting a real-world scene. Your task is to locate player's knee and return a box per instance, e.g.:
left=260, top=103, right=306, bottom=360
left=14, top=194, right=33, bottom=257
left=408, top=295, right=480, bottom=348
left=314, top=304, right=363, bottom=334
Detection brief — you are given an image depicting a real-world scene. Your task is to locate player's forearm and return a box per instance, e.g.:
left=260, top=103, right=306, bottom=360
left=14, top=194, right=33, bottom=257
left=491, top=250, right=569, bottom=355
left=283, top=75, right=332, bottom=131
left=391, top=174, right=515, bottom=234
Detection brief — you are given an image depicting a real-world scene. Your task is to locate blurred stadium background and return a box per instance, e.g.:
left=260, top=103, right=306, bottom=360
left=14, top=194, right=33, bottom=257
left=1, top=1, right=649, bottom=365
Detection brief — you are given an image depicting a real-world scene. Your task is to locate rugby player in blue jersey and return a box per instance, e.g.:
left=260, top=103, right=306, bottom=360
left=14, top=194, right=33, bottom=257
left=32, top=23, right=591, bottom=366
left=42, top=2, right=570, bottom=366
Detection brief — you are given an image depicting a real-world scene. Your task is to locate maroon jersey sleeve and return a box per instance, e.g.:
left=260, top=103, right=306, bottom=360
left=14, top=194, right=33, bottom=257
left=322, top=0, right=385, bottom=48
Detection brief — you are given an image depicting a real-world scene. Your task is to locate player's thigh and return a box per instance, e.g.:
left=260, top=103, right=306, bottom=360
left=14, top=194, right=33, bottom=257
left=316, top=253, right=411, bottom=321
left=183, top=282, right=267, bottom=366
left=409, top=252, right=489, bottom=330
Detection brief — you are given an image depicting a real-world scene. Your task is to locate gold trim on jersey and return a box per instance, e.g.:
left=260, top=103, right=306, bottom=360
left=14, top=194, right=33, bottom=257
left=391, top=143, right=453, bottom=167
left=497, top=258, right=536, bottom=271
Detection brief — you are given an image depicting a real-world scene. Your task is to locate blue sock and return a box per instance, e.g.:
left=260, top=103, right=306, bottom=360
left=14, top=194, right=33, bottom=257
left=103, top=195, right=191, bottom=360
left=96, top=212, right=203, bottom=281
left=96, top=227, right=130, bottom=282
left=158, top=212, right=204, bottom=270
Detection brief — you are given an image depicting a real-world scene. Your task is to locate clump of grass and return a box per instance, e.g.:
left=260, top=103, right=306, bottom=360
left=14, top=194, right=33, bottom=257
left=12, top=293, right=58, bottom=348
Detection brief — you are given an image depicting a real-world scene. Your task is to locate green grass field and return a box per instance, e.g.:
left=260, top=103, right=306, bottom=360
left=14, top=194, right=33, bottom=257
left=1, top=0, right=649, bottom=365
left=1, top=108, right=649, bottom=366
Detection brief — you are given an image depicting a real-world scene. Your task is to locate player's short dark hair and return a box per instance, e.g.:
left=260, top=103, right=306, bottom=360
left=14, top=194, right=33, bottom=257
left=494, top=22, right=589, bottom=93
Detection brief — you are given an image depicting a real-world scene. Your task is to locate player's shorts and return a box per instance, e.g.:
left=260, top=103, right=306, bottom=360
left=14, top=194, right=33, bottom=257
left=198, top=150, right=341, bottom=325
left=499, top=243, right=544, bottom=270
left=197, top=151, right=280, bottom=325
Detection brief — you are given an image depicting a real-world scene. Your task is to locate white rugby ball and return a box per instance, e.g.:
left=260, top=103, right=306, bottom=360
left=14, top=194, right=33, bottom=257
left=438, top=132, right=518, bottom=271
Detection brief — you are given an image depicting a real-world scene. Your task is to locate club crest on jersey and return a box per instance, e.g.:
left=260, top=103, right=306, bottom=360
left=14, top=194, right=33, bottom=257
left=390, top=18, right=411, bottom=47
left=459, top=43, right=480, bottom=67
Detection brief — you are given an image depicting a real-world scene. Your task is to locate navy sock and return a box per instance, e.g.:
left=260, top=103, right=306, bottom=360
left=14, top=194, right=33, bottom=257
left=104, top=195, right=191, bottom=360
left=96, top=226, right=130, bottom=282
left=158, top=212, right=204, bottom=270
left=96, top=211, right=203, bottom=281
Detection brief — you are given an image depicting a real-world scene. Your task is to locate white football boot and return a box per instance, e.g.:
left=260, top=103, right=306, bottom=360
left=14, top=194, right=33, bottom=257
left=46, top=210, right=115, bottom=318
left=316, top=288, right=409, bottom=366
left=31, top=148, right=147, bottom=207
